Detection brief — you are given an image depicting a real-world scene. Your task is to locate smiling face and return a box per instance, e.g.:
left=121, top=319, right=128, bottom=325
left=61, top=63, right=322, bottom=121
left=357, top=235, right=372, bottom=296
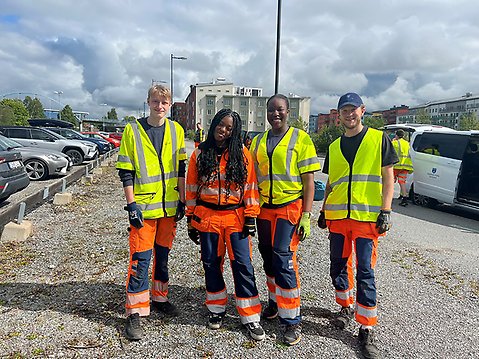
left=214, top=115, right=234, bottom=147
left=148, top=93, right=171, bottom=120
left=339, top=104, right=365, bottom=135
left=267, top=97, right=289, bottom=134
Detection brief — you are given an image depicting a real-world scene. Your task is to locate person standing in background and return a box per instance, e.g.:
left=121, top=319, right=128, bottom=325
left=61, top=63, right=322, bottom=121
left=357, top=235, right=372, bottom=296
left=317, top=92, right=398, bottom=359
left=194, top=122, right=204, bottom=148
left=116, top=84, right=187, bottom=341
left=392, top=129, right=414, bottom=206
left=250, top=94, right=321, bottom=346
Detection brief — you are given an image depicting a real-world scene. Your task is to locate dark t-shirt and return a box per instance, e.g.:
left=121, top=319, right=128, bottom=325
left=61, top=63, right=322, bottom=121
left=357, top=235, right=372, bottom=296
left=323, top=126, right=398, bottom=174
left=119, top=118, right=186, bottom=187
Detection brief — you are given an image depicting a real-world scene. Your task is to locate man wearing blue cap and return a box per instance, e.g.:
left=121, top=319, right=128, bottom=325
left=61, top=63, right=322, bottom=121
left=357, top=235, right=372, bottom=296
left=317, top=92, right=398, bottom=358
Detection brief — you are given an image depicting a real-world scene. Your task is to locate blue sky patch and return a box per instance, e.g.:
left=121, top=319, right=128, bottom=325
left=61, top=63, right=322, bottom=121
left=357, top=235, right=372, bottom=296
left=0, top=14, right=20, bottom=24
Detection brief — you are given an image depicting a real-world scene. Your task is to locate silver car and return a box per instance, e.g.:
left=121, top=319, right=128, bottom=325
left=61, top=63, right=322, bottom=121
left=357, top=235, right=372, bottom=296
left=0, top=134, right=71, bottom=181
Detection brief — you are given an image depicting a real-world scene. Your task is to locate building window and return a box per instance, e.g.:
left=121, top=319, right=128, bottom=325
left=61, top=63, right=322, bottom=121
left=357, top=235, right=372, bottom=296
left=240, top=99, right=247, bottom=107
left=224, top=98, right=231, bottom=106
left=240, top=110, right=247, bottom=116
left=257, top=110, right=264, bottom=117
left=258, top=100, right=264, bottom=107
left=207, top=109, right=213, bottom=115
left=207, top=98, right=215, bottom=106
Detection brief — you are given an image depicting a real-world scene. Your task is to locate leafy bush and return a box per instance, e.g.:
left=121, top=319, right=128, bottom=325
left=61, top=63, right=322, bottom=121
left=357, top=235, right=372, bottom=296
left=311, top=125, right=344, bottom=155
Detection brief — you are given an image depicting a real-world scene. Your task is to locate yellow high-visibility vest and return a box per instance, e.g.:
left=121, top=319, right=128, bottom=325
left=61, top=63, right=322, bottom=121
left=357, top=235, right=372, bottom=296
left=393, top=138, right=413, bottom=173
left=116, top=119, right=187, bottom=219
left=325, top=128, right=383, bottom=222
left=250, top=127, right=321, bottom=206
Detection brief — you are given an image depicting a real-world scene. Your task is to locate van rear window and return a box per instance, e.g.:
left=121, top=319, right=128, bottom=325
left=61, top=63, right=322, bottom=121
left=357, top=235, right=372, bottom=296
left=415, top=133, right=469, bottom=160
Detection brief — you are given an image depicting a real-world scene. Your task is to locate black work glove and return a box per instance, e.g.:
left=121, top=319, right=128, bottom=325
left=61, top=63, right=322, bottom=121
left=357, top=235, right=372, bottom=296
left=174, top=201, right=186, bottom=222
left=317, top=210, right=327, bottom=229
left=187, top=216, right=200, bottom=245
left=124, top=202, right=144, bottom=229
left=376, top=209, right=392, bottom=234
left=242, top=217, right=256, bottom=238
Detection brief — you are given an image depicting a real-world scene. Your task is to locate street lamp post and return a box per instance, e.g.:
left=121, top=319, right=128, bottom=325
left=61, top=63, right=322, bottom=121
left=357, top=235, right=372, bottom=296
left=274, top=0, right=282, bottom=94
left=53, top=90, right=63, bottom=120
left=170, top=54, right=187, bottom=103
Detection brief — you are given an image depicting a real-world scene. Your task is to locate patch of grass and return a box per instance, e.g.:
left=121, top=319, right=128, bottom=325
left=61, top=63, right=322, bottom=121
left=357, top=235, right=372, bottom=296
left=31, top=348, right=44, bottom=356
left=241, top=340, right=257, bottom=349
left=26, top=333, right=38, bottom=340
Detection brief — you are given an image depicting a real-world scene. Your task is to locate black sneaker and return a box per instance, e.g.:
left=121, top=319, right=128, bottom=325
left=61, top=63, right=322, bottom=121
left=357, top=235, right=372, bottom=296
left=262, top=303, right=278, bottom=320
left=151, top=300, right=179, bottom=317
left=125, top=313, right=143, bottom=341
left=399, top=197, right=408, bottom=207
left=332, top=306, right=354, bottom=329
left=280, top=323, right=302, bottom=346
left=244, top=321, right=265, bottom=341
left=208, top=312, right=225, bottom=330
left=397, top=195, right=404, bottom=200
left=358, top=328, right=380, bottom=359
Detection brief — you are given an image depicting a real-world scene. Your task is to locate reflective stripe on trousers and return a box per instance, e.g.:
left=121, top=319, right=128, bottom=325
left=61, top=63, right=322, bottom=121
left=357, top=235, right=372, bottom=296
left=257, top=199, right=302, bottom=325
left=328, top=218, right=379, bottom=326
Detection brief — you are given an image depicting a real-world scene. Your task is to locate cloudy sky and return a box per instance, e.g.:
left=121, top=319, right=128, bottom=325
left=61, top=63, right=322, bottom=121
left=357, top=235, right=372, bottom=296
left=2, top=0, right=479, bottom=119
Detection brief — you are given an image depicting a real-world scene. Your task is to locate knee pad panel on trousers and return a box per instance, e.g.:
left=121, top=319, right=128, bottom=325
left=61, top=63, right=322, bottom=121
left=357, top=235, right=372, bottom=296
left=230, top=260, right=258, bottom=298
left=128, top=249, right=152, bottom=293
left=153, top=243, right=170, bottom=283
left=229, top=231, right=251, bottom=264
left=272, top=218, right=297, bottom=290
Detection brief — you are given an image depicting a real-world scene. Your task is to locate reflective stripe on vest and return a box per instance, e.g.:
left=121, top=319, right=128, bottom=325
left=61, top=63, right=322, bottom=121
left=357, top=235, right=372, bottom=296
left=251, top=128, right=320, bottom=206
left=325, top=128, right=383, bottom=222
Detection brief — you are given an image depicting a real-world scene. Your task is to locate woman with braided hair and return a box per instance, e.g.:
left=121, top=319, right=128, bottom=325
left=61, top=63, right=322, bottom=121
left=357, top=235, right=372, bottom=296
left=185, top=108, right=265, bottom=341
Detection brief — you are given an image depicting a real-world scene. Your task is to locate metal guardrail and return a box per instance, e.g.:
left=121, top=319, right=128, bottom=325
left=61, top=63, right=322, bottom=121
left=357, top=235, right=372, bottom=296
left=0, top=149, right=118, bottom=230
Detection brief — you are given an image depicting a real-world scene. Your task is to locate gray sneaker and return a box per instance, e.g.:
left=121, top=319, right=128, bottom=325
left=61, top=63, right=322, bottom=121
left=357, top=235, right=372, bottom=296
left=280, top=323, right=302, bottom=346
left=245, top=321, right=265, bottom=341
left=208, top=312, right=225, bottom=330
left=125, top=313, right=144, bottom=341
left=358, top=328, right=380, bottom=359
left=332, top=306, right=354, bottom=329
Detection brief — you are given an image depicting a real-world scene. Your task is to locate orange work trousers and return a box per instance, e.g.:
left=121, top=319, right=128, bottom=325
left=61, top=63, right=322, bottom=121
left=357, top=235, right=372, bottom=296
left=125, top=217, right=176, bottom=316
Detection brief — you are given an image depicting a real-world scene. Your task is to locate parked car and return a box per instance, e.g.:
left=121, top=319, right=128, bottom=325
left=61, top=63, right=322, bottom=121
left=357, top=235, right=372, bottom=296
left=0, top=126, right=98, bottom=165
left=46, top=127, right=111, bottom=154
left=109, top=132, right=123, bottom=141
left=409, top=129, right=479, bottom=213
left=0, top=134, right=71, bottom=181
left=81, top=131, right=120, bottom=148
left=0, top=137, right=30, bottom=203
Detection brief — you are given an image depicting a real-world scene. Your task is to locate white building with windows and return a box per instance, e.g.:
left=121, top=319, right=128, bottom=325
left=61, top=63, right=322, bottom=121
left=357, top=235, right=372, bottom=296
left=185, top=81, right=311, bottom=136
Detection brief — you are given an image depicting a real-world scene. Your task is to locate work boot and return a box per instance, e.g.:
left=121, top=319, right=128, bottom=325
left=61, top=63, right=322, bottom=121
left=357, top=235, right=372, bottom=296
left=358, top=327, right=380, bottom=359
left=125, top=313, right=143, bottom=341
left=280, top=323, right=302, bottom=346
left=244, top=321, right=265, bottom=341
left=262, top=303, right=278, bottom=320
left=332, top=306, right=354, bottom=329
left=208, top=312, right=225, bottom=330
left=151, top=300, right=179, bottom=317
left=399, top=197, right=408, bottom=207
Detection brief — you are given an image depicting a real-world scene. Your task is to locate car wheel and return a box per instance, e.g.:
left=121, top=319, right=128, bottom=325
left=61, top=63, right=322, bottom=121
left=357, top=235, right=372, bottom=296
left=24, top=159, right=49, bottom=181
left=65, top=149, right=84, bottom=165
left=411, top=186, right=438, bottom=208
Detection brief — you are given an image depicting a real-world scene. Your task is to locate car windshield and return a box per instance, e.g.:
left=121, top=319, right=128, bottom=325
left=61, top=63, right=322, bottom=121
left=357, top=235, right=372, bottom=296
left=0, top=134, right=23, bottom=150
left=43, top=128, right=65, bottom=139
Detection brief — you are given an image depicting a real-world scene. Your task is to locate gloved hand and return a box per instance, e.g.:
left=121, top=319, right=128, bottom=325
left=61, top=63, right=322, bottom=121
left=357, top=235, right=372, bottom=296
left=297, top=212, right=311, bottom=241
left=124, top=202, right=144, bottom=229
left=187, top=216, right=200, bottom=245
left=242, top=217, right=256, bottom=238
left=174, top=201, right=186, bottom=222
left=317, top=210, right=327, bottom=229
left=376, top=209, right=392, bottom=234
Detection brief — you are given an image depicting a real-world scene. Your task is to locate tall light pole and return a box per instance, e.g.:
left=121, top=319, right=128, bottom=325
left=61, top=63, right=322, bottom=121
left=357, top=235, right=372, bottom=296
left=170, top=54, right=187, bottom=103
left=53, top=90, right=63, bottom=120
left=274, top=0, right=282, bottom=94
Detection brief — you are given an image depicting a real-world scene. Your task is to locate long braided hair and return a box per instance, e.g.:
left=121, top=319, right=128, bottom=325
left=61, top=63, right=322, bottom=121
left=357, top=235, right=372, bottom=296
left=197, top=109, right=247, bottom=200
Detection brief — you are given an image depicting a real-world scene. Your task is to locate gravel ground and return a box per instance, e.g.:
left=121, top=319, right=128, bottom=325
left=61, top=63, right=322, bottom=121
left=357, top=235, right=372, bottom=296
left=0, top=148, right=478, bottom=358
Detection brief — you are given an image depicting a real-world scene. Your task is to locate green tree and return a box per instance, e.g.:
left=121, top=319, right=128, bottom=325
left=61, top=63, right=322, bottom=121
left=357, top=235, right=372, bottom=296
left=458, top=112, right=479, bottom=130
left=0, top=104, right=16, bottom=125
left=23, top=96, right=46, bottom=119
left=107, top=108, right=118, bottom=120
left=59, top=105, right=77, bottom=126
left=289, top=116, right=308, bottom=131
left=415, top=108, right=431, bottom=124
left=311, top=125, right=344, bottom=154
left=0, top=99, right=29, bottom=125
left=363, top=115, right=385, bottom=129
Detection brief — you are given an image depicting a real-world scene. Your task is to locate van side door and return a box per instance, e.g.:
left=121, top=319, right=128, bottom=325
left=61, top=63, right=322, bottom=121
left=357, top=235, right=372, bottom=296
left=411, top=133, right=469, bottom=204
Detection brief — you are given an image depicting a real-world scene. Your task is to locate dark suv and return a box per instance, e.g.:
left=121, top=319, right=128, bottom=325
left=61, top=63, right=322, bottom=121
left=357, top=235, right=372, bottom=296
left=0, top=138, right=30, bottom=203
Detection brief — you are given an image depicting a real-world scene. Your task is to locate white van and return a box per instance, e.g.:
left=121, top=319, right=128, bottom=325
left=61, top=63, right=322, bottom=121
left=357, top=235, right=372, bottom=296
left=409, top=129, right=479, bottom=213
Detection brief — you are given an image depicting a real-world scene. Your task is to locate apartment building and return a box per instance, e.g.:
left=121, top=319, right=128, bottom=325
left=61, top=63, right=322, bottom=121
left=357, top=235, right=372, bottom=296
left=185, top=81, right=311, bottom=135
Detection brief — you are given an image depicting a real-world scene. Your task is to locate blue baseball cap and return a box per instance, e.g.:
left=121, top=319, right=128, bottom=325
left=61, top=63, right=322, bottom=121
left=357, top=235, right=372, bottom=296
left=337, top=92, right=363, bottom=110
